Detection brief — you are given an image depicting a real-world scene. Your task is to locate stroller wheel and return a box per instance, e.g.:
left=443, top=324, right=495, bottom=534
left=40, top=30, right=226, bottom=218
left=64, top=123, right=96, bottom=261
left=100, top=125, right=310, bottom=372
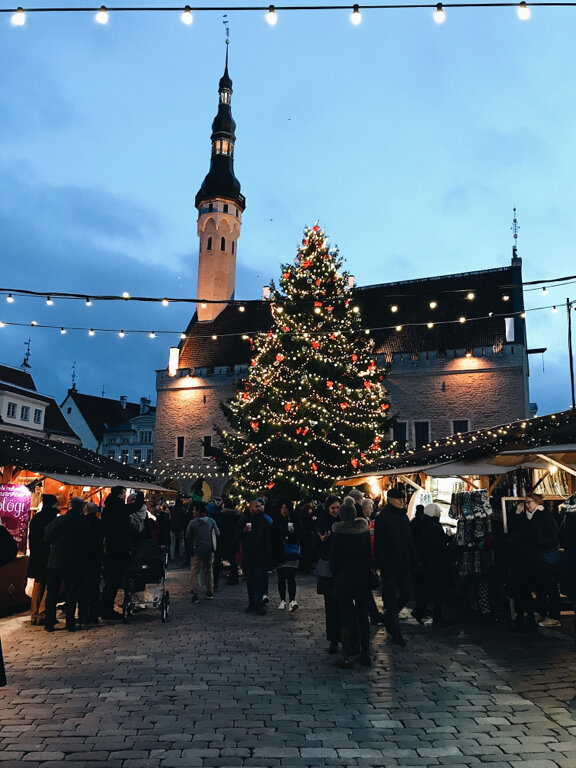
left=161, top=591, right=170, bottom=622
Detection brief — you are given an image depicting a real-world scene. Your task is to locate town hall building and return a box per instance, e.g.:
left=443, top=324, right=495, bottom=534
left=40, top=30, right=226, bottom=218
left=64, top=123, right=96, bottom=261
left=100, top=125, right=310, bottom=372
left=153, top=54, right=534, bottom=498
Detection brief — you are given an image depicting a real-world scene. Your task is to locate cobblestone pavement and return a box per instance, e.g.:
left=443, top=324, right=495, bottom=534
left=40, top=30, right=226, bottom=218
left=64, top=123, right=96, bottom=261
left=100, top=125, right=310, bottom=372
left=1, top=566, right=576, bottom=768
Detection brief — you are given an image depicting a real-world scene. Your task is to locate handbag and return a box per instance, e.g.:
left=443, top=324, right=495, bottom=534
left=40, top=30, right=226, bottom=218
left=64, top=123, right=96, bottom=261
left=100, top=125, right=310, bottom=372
left=314, top=558, right=332, bottom=578
left=284, top=541, right=301, bottom=557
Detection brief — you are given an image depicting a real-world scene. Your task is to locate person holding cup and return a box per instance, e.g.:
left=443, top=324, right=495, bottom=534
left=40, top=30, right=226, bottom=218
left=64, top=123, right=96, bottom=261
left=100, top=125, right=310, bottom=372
left=272, top=500, right=303, bottom=612
left=234, top=498, right=272, bottom=615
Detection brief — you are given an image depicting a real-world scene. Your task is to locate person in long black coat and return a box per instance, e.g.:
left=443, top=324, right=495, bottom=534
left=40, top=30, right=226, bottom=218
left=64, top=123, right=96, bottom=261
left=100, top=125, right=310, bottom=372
left=412, top=503, right=452, bottom=625
left=234, top=499, right=272, bottom=614
left=100, top=485, right=130, bottom=619
left=44, top=497, right=89, bottom=632
left=329, top=496, right=372, bottom=668
left=78, top=502, right=104, bottom=626
left=374, top=487, right=419, bottom=646
left=315, top=495, right=341, bottom=654
left=27, top=494, right=60, bottom=626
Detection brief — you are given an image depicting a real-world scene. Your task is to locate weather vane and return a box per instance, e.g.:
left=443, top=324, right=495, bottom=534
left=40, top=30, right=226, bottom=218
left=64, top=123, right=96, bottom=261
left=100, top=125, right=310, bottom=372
left=21, top=338, right=31, bottom=370
left=510, top=206, right=520, bottom=259
left=71, top=360, right=77, bottom=390
left=223, top=13, right=230, bottom=45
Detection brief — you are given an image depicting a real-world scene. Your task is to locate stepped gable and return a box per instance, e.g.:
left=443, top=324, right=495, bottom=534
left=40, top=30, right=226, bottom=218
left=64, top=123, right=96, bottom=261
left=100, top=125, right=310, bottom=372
left=178, top=301, right=272, bottom=370
left=68, top=392, right=141, bottom=443
left=0, top=363, right=36, bottom=391
left=356, top=265, right=520, bottom=357
left=177, top=265, right=521, bottom=371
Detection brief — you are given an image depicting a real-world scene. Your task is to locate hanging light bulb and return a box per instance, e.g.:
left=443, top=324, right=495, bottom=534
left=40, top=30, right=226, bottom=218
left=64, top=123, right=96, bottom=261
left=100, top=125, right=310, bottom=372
left=542, top=287, right=548, bottom=295
left=119, top=330, right=125, bottom=338
left=149, top=331, right=156, bottom=339
left=46, top=296, right=54, bottom=306
left=467, top=292, right=475, bottom=300
left=517, top=1, right=531, bottom=19
left=11, top=7, right=26, bottom=25
left=552, top=306, right=558, bottom=313
left=60, top=327, right=66, bottom=334
left=351, top=4, right=362, bottom=24
left=6, top=294, right=14, bottom=303
left=96, top=6, right=109, bottom=24
left=427, top=322, right=434, bottom=329
left=31, top=320, right=38, bottom=326
left=266, top=5, right=278, bottom=25
left=0, top=321, right=5, bottom=328
left=434, top=3, right=446, bottom=23
left=180, top=333, right=187, bottom=340
left=502, top=294, right=510, bottom=302
left=239, top=305, right=246, bottom=312
left=89, top=329, right=95, bottom=336
left=162, top=298, right=169, bottom=306
left=85, top=297, right=92, bottom=306
left=429, top=301, right=437, bottom=309
left=459, top=316, right=466, bottom=323
left=122, top=291, right=130, bottom=299
left=181, top=5, right=193, bottom=24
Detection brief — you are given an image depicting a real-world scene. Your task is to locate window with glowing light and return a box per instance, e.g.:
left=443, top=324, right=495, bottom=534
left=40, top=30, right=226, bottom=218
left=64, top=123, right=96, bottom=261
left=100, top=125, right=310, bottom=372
left=215, top=140, right=221, bottom=154
left=222, top=140, right=229, bottom=155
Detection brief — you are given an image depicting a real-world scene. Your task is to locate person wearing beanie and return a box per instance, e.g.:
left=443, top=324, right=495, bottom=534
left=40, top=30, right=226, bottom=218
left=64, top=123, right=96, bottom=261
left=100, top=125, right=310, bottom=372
left=78, top=501, right=104, bottom=628
left=374, top=487, right=419, bottom=646
left=100, top=485, right=130, bottom=620
left=412, top=503, right=451, bottom=626
left=348, top=489, right=364, bottom=517
left=315, top=496, right=341, bottom=653
left=27, top=494, right=60, bottom=626
left=329, top=498, right=372, bottom=668
left=514, top=493, right=561, bottom=628
left=43, top=497, right=90, bottom=632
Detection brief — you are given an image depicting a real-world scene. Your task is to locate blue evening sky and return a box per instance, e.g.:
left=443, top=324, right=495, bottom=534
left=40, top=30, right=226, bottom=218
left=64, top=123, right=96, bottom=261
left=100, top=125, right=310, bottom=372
left=0, top=3, right=574, bottom=416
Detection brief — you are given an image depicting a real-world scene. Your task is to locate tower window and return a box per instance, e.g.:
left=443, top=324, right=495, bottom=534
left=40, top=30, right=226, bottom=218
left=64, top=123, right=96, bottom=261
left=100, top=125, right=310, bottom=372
left=208, top=203, right=213, bottom=212
left=222, top=140, right=229, bottom=155
left=223, top=204, right=229, bottom=213
left=221, top=237, right=226, bottom=251
left=176, top=436, right=185, bottom=459
left=231, top=241, right=235, bottom=254
left=207, top=237, right=212, bottom=251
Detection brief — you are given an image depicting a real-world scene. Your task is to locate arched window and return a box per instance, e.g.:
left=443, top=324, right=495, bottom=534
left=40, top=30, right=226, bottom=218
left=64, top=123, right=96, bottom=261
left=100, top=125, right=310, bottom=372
left=207, top=237, right=212, bottom=251
left=231, top=241, right=235, bottom=254
left=220, top=236, right=226, bottom=251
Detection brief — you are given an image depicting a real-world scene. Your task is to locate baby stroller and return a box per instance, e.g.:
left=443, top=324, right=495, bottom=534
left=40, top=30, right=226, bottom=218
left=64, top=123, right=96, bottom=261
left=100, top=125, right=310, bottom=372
left=122, top=540, right=170, bottom=623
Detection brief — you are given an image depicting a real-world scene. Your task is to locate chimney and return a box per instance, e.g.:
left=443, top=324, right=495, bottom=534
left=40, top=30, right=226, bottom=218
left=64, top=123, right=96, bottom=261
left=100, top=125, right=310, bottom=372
left=140, top=397, right=151, bottom=415
left=120, top=395, right=127, bottom=410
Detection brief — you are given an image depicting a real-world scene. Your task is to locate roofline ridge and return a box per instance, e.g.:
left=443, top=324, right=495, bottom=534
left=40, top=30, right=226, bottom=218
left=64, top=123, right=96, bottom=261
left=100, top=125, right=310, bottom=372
left=355, top=265, right=514, bottom=293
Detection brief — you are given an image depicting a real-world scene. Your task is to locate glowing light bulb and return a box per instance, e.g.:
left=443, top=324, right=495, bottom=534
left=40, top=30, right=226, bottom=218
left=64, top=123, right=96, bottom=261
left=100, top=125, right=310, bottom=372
left=149, top=332, right=156, bottom=339
left=31, top=321, right=38, bottom=326
left=239, top=305, right=246, bottom=312
left=119, top=330, right=125, bottom=338
left=181, top=5, right=193, bottom=24
left=467, top=292, right=475, bottom=300
left=0, top=321, right=5, bottom=328
left=162, top=298, right=169, bottom=306
left=502, top=294, right=510, bottom=301
left=542, top=287, right=548, bottom=295
left=6, top=294, right=14, bottom=303
left=427, top=322, right=434, bottom=329
left=122, top=291, right=130, bottom=299
left=180, top=333, right=187, bottom=340
left=552, top=306, right=558, bottom=313
left=459, top=316, right=466, bottom=323
left=211, top=335, right=218, bottom=340
left=86, top=297, right=92, bottom=306
left=11, top=7, right=25, bottom=25
left=517, top=1, right=531, bottom=19
left=351, top=4, right=362, bottom=24
left=314, top=307, right=321, bottom=314
left=429, top=301, right=437, bottom=309
left=96, top=6, right=109, bottom=24
left=60, top=327, right=66, bottom=334
left=201, top=302, right=207, bottom=308
left=266, top=5, right=278, bottom=25
left=395, top=325, right=402, bottom=332
left=89, top=329, right=95, bottom=336
left=46, top=296, right=53, bottom=306
left=434, top=3, right=446, bottom=23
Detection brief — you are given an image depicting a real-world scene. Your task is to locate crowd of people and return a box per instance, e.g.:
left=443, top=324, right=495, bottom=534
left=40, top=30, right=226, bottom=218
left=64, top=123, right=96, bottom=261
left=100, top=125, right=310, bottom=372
left=21, top=483, right=576, bottom=669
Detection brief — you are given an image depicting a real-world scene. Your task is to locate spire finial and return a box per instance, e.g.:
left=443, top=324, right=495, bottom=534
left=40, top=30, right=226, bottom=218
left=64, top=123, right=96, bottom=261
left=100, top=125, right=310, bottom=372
left=21, top=338, right=31, bottom=370
left=511, top=206, right=520, bottom=259
left=71, top=360, right=77, bottom=391
left=223, top=13, right=230, bottom=65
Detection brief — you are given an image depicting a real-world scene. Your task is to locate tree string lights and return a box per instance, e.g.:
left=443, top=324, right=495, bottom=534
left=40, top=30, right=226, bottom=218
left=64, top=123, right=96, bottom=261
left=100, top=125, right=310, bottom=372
left=2, top=1, right=575, bottom=27
left=217, top=224, right=391, bottom=501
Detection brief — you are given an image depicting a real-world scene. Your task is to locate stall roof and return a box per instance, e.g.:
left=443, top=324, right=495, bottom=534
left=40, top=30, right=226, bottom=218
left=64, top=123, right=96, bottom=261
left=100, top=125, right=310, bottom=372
left=340, top=409, right=576, bottom=484
left=43, top=472, right=168, bottom=492
left=0, top=427, right=161, bottom=486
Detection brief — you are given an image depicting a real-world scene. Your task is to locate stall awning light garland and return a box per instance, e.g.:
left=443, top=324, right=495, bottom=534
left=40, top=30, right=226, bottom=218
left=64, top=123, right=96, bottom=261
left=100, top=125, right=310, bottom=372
left=3, top=2, right=576, bottom=26
left=0, top=300, right=571, bottom=340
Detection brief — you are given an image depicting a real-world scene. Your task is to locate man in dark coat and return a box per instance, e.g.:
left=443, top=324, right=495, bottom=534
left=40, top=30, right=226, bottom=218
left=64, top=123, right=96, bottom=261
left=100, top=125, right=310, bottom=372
left=78, top=502, right=104, bottom=626
left=216, top=497, right=241, bottom=584
left=100, top=485, right=129, bottom=620
left=234, top=498, right=271, bottom=614
left=44, top=497, right=89, bottom=632
left=412, top=503, right=452, bottom=625
left=374, top=487, right=419, bottom=646
left=27, top=494, right=60, bottom=626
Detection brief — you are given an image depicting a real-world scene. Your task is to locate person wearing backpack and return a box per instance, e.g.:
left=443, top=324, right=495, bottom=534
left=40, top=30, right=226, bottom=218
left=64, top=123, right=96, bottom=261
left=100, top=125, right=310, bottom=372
left=272, top=500, right=303, bottom=612
left=186, top=502, right=220, bottom=602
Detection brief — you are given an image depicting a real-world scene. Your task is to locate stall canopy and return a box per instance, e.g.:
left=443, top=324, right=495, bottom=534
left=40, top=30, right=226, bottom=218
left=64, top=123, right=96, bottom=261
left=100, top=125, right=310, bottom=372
left=338, top=408, right=576, bottom=485
left=0, top=427, right=164, bottom=489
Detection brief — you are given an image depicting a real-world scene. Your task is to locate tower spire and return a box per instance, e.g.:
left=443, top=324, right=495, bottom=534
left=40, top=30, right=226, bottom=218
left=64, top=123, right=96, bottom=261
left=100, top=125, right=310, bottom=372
left=511, top=206, right=520, bottom=261
left=194, top=42, right=246, bottom=323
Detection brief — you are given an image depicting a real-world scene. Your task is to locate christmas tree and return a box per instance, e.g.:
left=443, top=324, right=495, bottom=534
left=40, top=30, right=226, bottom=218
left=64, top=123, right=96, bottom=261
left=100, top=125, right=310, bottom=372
left=217, top=224, right=391, bottom=501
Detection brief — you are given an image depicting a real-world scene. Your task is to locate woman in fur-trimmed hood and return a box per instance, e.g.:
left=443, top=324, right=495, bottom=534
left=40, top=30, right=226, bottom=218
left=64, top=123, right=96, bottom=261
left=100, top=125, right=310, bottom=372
left=328, top=496, right=372, bottom=669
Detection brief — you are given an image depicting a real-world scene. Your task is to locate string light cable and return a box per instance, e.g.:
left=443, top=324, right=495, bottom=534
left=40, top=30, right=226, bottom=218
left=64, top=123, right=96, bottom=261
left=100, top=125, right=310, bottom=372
left=0, top=300, right=571, bottom=339
left=2, top=270, right=576, bottom=307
